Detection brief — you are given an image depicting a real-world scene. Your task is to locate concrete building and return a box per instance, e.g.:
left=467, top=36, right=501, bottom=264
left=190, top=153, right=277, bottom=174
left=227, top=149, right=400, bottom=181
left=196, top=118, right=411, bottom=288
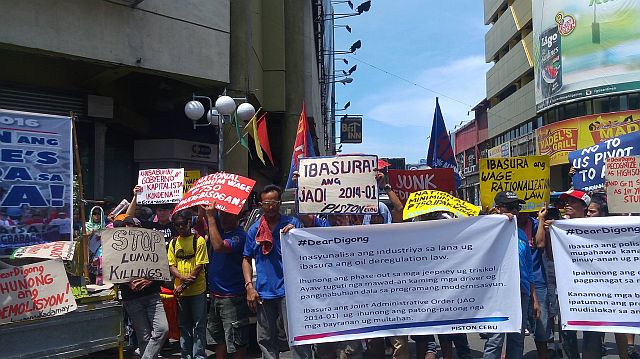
left=0, top=0, right=332, bottom=204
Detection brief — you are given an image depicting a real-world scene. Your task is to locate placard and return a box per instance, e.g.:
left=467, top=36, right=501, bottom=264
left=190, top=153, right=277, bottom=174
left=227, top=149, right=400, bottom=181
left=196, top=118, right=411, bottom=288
left=403, top=190, right=480, bottom=220
left=136, top=168, right=184, bottom=205
left=0, top=109, right=73, bottom=248
left=282, top=215, right=521, bottom=345
left=550, top=216, right=640, bottom=334
left=0, top=260, right=78, bottom=324
left=479, top=156, right=550, bottom=212
left=569, top=132, right=640, bottom=192
left=12, top=241, right=76, bottom=261
left=388, top=169, right=456, bottom=204
left=100, top=228, right=171, bottom=284
left=606, top=156, right=640, bottom=214
left=184, top=170, right=202, bottom=193
left=173, top=172, right=255, bottom=215
left=297, top=155, right=378, bottom=214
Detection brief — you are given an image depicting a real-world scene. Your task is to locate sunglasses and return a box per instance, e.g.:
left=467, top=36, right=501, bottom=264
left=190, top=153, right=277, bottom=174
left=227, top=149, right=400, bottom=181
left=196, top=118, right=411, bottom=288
left=498, top=203, right=522, bottom=212
left=259, top=200, right=281, bottom=208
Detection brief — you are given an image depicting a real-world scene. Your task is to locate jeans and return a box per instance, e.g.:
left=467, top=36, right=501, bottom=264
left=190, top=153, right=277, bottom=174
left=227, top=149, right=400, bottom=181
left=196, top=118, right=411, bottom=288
left=257, top=297, right=313, bottom=359
left=439, top=334, right=473, bottom=359
left=530, top=286, right=551, bottom=342
left=483, top=293, right=530, bottom=359
left=177, top=292, right=208, bottom=359
left=123, top=293, right=169, bottom=359
left=561, top=330, right=603, bottom=359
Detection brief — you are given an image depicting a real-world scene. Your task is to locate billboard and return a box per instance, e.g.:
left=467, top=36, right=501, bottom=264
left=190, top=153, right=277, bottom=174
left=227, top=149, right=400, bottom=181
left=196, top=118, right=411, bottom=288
left=533, top=0, right=640, bottom=112
left=535, top=109, right=640, bottom=165
left=488, top=141, right=511, bottom=158
left=340, top=116, right=362, bottom=143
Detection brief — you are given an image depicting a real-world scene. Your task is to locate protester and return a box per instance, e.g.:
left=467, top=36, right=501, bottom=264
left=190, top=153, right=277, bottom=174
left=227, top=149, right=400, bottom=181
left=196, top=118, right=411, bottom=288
left=242, top=184, right=312, bottom=359
left=116, top=216, right=169, bottom=359
left=127, top=185, right=177, bottom=246
left=85, top=206, right=106, bottom=235
left=204, top=203, right=250, bottom=359
left=168, top=210, right=209, bottom=359
left=483, top=191, right=540, bottom=359
left=49, top=211, right=72, bottom=240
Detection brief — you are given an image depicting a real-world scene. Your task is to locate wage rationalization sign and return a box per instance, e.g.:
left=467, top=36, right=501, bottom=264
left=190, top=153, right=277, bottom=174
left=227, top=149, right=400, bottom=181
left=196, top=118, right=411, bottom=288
left=282, top=215, right=521, bottom=345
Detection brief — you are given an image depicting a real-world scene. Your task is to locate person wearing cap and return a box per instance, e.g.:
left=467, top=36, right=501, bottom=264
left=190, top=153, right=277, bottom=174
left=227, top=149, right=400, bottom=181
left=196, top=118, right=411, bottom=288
left=127, top=185, right=177, bottom=247
left=483, top=191, right=540, bottom=359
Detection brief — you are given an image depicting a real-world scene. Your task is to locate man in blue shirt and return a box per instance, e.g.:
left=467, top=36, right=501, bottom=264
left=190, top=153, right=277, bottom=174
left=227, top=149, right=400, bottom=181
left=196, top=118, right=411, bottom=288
left=483, top=191, right=540, bottom=359
left=204, top=204, right=250, bottom=359
left=242, top=185, right=312, bottom=359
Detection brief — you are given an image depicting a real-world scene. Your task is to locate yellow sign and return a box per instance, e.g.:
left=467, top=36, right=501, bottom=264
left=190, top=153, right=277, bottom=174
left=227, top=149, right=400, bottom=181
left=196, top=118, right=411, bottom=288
left=183, top=170, right=202, bottom=193
left=536, top=110, right=640, bottom=166
left=403, top=190, right=480, bottom=220
left=479, top=156, right=550, bottom=212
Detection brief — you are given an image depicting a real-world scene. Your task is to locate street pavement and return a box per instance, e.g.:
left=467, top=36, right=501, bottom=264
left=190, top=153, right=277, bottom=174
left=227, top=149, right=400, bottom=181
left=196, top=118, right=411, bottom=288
left=86, top=332, right=624, bottom=358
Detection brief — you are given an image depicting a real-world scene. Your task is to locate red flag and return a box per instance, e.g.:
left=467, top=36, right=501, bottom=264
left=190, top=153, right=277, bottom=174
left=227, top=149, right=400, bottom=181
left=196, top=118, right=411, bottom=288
left=257, top=113, right=274, bottom=165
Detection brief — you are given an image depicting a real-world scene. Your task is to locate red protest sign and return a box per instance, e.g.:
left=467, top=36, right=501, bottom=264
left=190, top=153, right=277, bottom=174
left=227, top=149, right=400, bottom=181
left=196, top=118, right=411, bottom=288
left=172, top=172, right=256, bottom=215
left=388, top=169, right=456, bottom=204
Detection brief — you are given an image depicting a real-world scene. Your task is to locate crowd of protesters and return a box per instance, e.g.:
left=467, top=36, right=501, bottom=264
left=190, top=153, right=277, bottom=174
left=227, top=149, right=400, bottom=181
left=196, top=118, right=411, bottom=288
left=75, top=168, right=639, bottom=359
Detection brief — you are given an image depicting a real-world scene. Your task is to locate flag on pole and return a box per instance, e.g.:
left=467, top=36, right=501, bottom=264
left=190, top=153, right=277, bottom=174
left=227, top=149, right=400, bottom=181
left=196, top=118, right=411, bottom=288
left=426, top=98, right=460, bottom=188
left=232, top=112, right=250, bottom=152
left=286, top=102, right=316, bottom=188
left=245, top=111, right=274, bottom=166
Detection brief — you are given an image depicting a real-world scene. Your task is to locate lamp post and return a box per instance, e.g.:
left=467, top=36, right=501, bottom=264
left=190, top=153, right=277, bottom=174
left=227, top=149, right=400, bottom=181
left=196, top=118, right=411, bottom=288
left=184, top=94, right=255, bottom=171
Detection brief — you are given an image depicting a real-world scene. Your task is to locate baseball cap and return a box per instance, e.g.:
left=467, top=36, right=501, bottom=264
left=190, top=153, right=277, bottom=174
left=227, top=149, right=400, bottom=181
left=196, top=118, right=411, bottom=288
left=494, top=191, right=526, bottom=205
left=560, top=189, right=591, bottom=206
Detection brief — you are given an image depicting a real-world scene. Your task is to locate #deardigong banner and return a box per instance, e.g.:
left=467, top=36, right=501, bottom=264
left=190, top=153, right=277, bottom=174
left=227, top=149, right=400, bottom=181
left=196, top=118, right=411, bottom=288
left=550, top=217, right=640, bottom=334
left=0, top=109, right=73, bottom=248
left=533, top=0, right=640, bottom=112
left=282, top=216, right=521, bottom=345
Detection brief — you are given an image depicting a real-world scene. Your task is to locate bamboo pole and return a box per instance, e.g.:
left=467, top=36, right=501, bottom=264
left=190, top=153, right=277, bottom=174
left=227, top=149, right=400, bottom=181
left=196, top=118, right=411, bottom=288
left=70, top=112, right=89, bottom=280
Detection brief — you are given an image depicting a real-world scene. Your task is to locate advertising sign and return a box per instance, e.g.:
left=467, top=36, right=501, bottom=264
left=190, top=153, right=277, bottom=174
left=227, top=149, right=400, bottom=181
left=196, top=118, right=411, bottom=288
left=297, top=155, right=378, bottom=214
left=388, top=169, right=456, bottom=204
left=136, top=168, right=184, bottom=205
left=536, top=110, right=640, bottom=166
left=533, top=0, right=640, bottom=111
left=605, top=156, right=640, bottom=213
left=340, top=116, right=363, bottom=144
left=479, top=156, right=550, bottom=212
left=568, top=131, right=640, bottom=191
left=403, top=190, right=480, bottom=220
left=173, top=172, right=255, bottom=215
left=282, top=216, right=522, bottom=345
left=0, top=109, right=73, bottom=248
left=550, top=216, right=640, bottom=334
left=488, top=142, right=510, bottom=159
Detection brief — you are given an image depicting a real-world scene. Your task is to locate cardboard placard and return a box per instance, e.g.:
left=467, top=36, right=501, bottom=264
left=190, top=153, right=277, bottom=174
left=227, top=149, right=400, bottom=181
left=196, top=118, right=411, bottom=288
left=388, top=169, right=456, bottom=204
left=403, top=190, right=480, bottom=220
left=297, top=155, right=378, bottom=214
left=0, top=260, right=78, bottom=324
left=183, top=170, right=202, bottom=193
left=479, top=156, right=550, bottom=212
left=12, top=241, right=76, bottom=261
left=136, top=168, right=184, bottom=205
left=605, top=156, right=640, bottom=214
left=173, top=172, right=255, bottom=215
left=100, top=228, right=171, bottom=284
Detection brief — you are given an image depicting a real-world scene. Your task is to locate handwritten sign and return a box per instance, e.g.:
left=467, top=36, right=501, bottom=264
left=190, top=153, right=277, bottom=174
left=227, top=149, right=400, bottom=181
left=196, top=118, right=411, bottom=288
left=173, top=172, right=255, bottom=215
left=184, top=170, right=202, bottom=193
left=605, top=156, right=640, bottom=214
left=479, top=156, right=550, bottom=212
left=0, top=260, right=78, bottom=324
left=297, top=155, right=378, bottom=214
left=388, top=169, right=456, bottom=204
left=101, top=228, right=171, bottom=284
left=403, top=190, right=480, bottom=220
left=12, top=241, right=76, bottom=261
left=569, top=132, right=640, bottom=192
left=136, top=168, right=184, bottom=205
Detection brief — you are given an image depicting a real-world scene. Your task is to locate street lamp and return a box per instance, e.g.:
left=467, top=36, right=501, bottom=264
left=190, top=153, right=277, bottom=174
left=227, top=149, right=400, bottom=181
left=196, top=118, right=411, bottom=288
left=184, top=93, right=255, bottom=171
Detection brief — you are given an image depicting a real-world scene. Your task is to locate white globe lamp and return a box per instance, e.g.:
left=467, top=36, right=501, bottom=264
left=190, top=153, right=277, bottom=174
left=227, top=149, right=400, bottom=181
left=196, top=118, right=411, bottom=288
left=236, top=103, right=256, bottom=122
left=215, top=96, right=237, bottom=116
left=184, top=101, right=205, bottom=120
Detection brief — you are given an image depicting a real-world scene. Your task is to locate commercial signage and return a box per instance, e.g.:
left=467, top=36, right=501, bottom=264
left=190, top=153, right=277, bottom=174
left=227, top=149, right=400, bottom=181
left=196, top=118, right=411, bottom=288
left=340, top=116, right=363, bottom=144
left=533, top=0, right=640, bottom=111
left=536, top=110, right=640, bottom=166
left=487, top=141, right=510, bottom=158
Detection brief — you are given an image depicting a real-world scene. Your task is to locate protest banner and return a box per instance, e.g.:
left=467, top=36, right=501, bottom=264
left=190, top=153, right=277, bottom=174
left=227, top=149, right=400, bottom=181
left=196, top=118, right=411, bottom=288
left=550, top=217, right=640, bottom=334
left=297, top=155, right=378, bottom=214
left=183, top=170, right=202, bottom=193
left=0, top=109, right=73, bottom=248
left=606, top=156, right=640, bottom=214
left=388, top=169, right=456, bottom=204
left=403, top=190, right=480, bottom=220
left=173, top=172, right=255, bottom=215
left=569, top=132, right=640, bottom=192
left=100, top=227, right=171, bottom=284
left=282, top=215, right=521, bottom=345
left=12, top=241, right=76, bottom=261
left=479, top=156, right=550, bottom=212
left=0, top=260, right=78, bottom=324
left=136, top=168, right=184, bottom=205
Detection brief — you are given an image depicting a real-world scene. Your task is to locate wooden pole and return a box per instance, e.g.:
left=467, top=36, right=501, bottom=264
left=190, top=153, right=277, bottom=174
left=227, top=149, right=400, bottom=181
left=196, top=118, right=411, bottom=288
left=71, top=111, right=89, bottom=280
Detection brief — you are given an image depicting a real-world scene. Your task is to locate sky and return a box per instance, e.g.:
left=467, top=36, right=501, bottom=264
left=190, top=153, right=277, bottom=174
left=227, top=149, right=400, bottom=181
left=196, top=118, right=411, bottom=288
left=333, top=0, right=491, bottom=164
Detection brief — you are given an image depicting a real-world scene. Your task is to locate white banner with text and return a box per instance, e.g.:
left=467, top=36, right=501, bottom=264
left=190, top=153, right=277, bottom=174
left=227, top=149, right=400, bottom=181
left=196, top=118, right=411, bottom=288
left=282, top=216, right=521, bottom=345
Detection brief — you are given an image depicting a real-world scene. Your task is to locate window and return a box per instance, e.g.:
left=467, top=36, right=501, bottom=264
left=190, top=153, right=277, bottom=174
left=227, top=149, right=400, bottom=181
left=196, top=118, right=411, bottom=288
left=629, top=93, right=640, bottom=110
left=593, top=97, right=610, bottom=113
left=620, top=95, right=628, bottom=111
left=610, top=96, right=621, bottom=112
left=565, top=103, right=577, bottom=119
